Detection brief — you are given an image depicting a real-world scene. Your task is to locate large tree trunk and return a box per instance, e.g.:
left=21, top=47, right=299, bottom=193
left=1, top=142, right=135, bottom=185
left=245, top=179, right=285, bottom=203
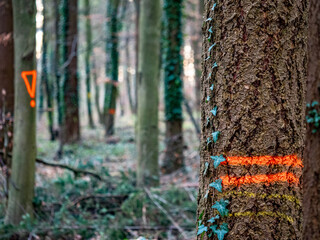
left=103, top=0, right=119, bottom=137
left=5, top=0, right=37, bottom=225
left=60, top=0, right=80, bottom=144
left=162, top=0, right=184, bottom=174
left=0, top=0, right=14, bottom=114
left=136, top=0, right=161, bottom=187
left=84, top=0, right=94, bottom=129
left=197, top=1, right=307, bottom=239
left=303, top=0, right=320, bottom=238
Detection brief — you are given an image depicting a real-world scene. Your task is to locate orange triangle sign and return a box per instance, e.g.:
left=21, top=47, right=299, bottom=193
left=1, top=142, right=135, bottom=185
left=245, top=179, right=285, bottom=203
left=21, top=70, right=37, bottom=98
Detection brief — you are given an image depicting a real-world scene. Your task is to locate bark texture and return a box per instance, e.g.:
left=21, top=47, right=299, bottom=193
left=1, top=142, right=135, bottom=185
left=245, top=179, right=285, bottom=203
left=0, top=0, right=14, bottom=113
left=303, top=0, right=320, bottom=238
left=136, top=0, right=161, bottom=187
left=5, top=0, right=36, bottom=224
left=197, top=0, right=308, bottom=239
left=162, top=0, right=184, bottom=174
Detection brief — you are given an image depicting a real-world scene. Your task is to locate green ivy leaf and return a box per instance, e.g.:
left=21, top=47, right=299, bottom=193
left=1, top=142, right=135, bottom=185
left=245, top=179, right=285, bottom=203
left=207, top=137, right=212, bottom=145
left=211, top=3, right=217, bottom=11
left=212, top=62, right=218, bottom=69
left=208, top=43, right=216, bottom=53
left=203, top=162, right=209, bottom=175
left=210, top=106, right=217, bottom=116
left=210, top=155, right=226, bottom=168
left=205, top=17, right=212, bottom=22
left=210, top=84, right=214, bottom=91
left=207, top=215, right=220, bottom=223
left=212, top=199, right=229, bottom=217
left=209, top=179, right=222, bottom=192
left=197, top=224, right=208, bottom=235
left=212, top=131, right=220, bottom=143
left=210, top=223, right=229, bottom=240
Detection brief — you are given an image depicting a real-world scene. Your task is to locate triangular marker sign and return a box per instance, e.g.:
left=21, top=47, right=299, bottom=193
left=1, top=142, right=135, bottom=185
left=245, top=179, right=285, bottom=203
left=21, top=70, right=37, bottom=98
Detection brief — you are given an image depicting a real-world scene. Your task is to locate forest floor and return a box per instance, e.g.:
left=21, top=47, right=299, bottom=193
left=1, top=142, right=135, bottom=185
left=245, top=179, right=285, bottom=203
left=0, top=114, right=200, bottom=240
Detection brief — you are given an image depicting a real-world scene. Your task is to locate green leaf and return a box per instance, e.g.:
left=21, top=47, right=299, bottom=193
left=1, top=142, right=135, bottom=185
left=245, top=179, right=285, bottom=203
left=203, top=162, right=209, bottom=175
left=212, top=131, right=220, bottom=143
left=312, top=101, right=319, bottom=107
left=210, top=106, right=218, bottom=116
left=207, top=215, right=220, bottom=223
left=197, top=224, right=208, bottom=235
left=209, top=179, right=222, bottom=192
left=212, top=199, right=229, bottom=217
left=211, top=3, right=217, bottom=11
left=208, top=43, right=216, bottom=53
left=210, top=155, right=226, bottom=168
left=212, top=62, right=218, bottom=69
left=210, top=223, right=229, bottom=240
left=210, top=84, right=214, bottom=91
left=207, top=137, right=212, bottom=145
left=205, top=17, right=212, bottom=22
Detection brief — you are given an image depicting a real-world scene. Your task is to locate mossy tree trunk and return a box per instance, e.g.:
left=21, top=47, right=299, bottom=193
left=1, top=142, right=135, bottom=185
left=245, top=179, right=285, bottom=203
left=162, top=0, right=184, bottom=174
left=136, top=0, right=161, bottom=187
left=5, top=0, right=37, bottom=225
left=60, top=0, right=80, bottom=144
left=303, top=0, right=320, bottom=238
left=84, top=0, right=94, bottom=129
left=197, top=1, right=307, bottom=239
left=103, top=0, right=120, bottom=137
left=0, top=0, right=14, bottom=114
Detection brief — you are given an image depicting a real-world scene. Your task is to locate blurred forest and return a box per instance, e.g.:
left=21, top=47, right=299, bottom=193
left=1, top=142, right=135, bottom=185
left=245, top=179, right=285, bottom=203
left=0, top=0, right=319, bottom=240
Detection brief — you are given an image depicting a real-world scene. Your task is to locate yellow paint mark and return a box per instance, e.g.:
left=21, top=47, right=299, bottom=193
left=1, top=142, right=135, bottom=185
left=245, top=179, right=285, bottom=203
left=229, top=211, right=294, bottom=223
left=87, top=92, right=91, bottom=99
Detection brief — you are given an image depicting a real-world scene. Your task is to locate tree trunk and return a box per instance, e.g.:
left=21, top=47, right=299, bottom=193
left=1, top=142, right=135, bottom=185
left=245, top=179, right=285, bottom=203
left=103, top=0, right=120, bottom=137
left=197, top=1, right=307, bottom=239
left=92, top=57, right=103, bottom=124
left=5, top=0, right=37, bottom=224
left=162, top=0, right=184, bottom=174
left=0, top=0, right=14, bottom=114
left=60, top=0, right=80, bottom=144
left=136, top=0, right=161, bottom=187
left=133, top=0, right=139, bottom=114
left=303, top=0, right=320, bottom=238
left=84, top=0, right=94, bottom=129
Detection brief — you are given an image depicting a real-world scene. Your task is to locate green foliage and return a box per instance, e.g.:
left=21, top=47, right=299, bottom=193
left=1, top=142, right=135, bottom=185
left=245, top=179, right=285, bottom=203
left=210, top=223, right=229, bottom=240
left=209, top=179, right=222, bottom=192
left=212, top=199, right=229, bottom=217
left=163, top=0, right=184, bottom=121
left=306, top=101, right=320, bottom=133
left=212, top=131, right=220, bottom=143
left=210, top=155, right=226, bottom=168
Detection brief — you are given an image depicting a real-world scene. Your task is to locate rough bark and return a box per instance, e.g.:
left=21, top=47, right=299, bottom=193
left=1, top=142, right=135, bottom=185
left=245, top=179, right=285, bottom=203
left=162, top=0, right=184, bottom=174
left=197, top=1, right=307, bottom=239
left=0, top=0, right=14, bottom=114
left=136, top=0, right=161, bottom=187
left=5, top=0, right=37, bottom=224
left=61, top=0, right=80, bottom=143
left=84, top=0, right=94, bottom=129
left=303, top=0, right=320, bottom=238
left=103, top=0, right=120, bottom=137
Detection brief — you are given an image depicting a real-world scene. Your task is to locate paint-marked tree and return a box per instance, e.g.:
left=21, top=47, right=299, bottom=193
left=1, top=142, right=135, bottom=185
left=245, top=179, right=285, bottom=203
left=60, top=0, right=80, bottom=144
left=162, top=0, right=184, bottom=174
left=84, top=0, right=94, bottom=128
left=197, top=1, right=307, bottom=239
left=136, top=0, right=161, bottom=187
left=103, top=0, right=120, bottom=136
left=303, top=0, right=320, bottom=238
left=5, top=0, right=37, bottom=224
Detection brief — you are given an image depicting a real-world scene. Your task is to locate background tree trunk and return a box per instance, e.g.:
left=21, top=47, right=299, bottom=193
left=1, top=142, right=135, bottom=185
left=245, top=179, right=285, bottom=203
left=162, top=0, right=184, bottom=174
left=84, top=0, right=94, bottom=129
left=60, top=0, right=80, bottom=144
left=5, top=0, right=37, bottom=224
left=303, top=0, right=320, bottom=238
left=136, top=0, right=161, bottom=187
left=103, top=0, right=120, bottom=137
left=197, top=1, right=307, bottom=239
left=0, top=0, right=14, bottom=114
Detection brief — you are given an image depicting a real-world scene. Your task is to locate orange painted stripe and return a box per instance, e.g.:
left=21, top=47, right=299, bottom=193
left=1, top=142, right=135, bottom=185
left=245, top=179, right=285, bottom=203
left=221, top=155, right=302, bottom=168
left=221, top=172, right=300, bottom=187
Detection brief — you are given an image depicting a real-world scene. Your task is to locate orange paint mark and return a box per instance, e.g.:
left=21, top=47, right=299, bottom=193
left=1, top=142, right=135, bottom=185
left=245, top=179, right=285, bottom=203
left=108, top=109, right=116, bottom=115
left=21, top=70, right=37, bottom=108
left=221, top=155, right=302, bottom=168
left=221, top=172, right=300, bottom=187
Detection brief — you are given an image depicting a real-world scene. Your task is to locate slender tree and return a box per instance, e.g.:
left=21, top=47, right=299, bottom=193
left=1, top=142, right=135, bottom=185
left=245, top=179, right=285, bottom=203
left=84, top=0, right=94, bottom=128
left=136, top=0, right=161, bottom=187
left=103, top=0, right=120, bottom=136
left=197, top=1, right=307, bottom=239
left=0, top=0, right=14, bottom=114
left=303, top=0, right=320, bottom=238
left=162, top=0, right=184, bottom=174
left=5, top=0, right=37, bottom=224
left=60, top=0, right=80, bottom=144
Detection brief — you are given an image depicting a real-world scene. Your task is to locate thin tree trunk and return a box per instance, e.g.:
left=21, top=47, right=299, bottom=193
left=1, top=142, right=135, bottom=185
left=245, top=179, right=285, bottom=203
left=303, top=0, right=320, bottom=238
left=92, top=58, right=103, bottom=124
left=162, top=0, right=184, bottom=174
left=5, top=0, right=37, bottom=224
left=137, top=0, right=161, bottom=187
left=196, top=1, right=307, bottom=239
left=0, top=0, right=14, bottom=114
left=133, top=0, right=139, bottom=114
left=84, top=0, right=94, bottom=129
left=103, top=0, right=120, bottom=137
